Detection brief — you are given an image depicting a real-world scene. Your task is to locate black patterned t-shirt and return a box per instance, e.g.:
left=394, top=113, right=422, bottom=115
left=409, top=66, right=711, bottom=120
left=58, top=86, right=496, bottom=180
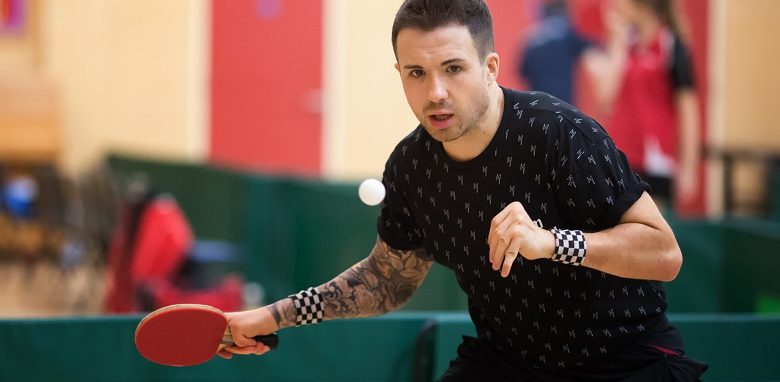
left=378, top=87, right=675, bottom=368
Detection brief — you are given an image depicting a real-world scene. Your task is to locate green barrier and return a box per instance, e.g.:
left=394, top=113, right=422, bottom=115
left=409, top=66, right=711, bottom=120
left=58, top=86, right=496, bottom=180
left=672, top=313, right=780, bottom=381
left=618, top=215, right=780, bottom=315
left=239, top=175, right=297, bottom=301
left=428, top=312, right=780, bottom=382
left=666, top=219, right=725, bottom=313
left=106, top=154, right=780, bottom=314
left=2, top=312, right=780, bottom=381
left=720, top=219, right=780, bottom=313
left=7, top=312, right=780, bottom=382
left=106, top=154, right=468, bottom=311
left=0, top=313, right=429, bottom=382
left=280, top=178, right=378, bottom=290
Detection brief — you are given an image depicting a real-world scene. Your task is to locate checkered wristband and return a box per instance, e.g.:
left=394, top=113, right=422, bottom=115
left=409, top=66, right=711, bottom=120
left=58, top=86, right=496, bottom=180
left=551, top=228, right=587, bottom=266
left=289, top=287, right=325, bottom=326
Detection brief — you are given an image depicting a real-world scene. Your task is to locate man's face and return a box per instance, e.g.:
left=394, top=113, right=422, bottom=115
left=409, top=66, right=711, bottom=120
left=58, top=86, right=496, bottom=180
left=395, top=25, right=497, bottom=143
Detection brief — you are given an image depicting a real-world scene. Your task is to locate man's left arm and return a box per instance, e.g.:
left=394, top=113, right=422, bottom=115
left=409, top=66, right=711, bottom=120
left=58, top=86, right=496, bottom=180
left=579, top=191, right=682, bottom=281
left=488, top=191, right=682, bottom=282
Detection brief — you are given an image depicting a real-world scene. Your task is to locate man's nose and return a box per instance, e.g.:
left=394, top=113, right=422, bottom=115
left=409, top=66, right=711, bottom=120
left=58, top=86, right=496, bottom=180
left=427, top=76, right=448, bottom=104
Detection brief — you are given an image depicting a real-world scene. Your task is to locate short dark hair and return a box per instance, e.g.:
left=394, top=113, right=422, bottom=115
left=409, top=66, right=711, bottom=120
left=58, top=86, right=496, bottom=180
left=391, top=0, right=495, bottom=60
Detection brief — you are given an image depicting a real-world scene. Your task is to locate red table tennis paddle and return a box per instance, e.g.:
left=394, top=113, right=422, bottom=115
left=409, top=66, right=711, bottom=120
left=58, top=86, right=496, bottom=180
left=135, top=304, right=279, bottom=366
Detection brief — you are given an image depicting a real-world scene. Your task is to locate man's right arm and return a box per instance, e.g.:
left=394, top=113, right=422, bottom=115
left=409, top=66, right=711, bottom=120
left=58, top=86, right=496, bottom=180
left=221, top=237, right=432, bottom=356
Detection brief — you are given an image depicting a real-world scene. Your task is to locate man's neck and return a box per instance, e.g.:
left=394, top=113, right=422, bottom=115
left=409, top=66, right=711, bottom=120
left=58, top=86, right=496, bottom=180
left=443, top=85, right=504, bottom=162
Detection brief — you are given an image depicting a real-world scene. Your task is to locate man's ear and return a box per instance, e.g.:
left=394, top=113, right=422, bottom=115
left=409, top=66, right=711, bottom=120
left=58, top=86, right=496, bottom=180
left=485, top=52, right=500, bottom=84
left=394, top=62, right=401, bottom=73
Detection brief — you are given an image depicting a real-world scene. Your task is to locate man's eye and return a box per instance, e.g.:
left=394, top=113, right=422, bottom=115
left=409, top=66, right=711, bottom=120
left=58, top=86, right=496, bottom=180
left=410, top=69, right=424, bottom=78
left=447, top=65, right=462, bottom=73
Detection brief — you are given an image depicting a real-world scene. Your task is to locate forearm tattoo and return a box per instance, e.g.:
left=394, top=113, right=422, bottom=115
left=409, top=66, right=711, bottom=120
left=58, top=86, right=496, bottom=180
left=268, top=298, right=298, bottom=330
left=320, top=239, right=431, bottom=320
left=268, top=239, right=430, bottom=329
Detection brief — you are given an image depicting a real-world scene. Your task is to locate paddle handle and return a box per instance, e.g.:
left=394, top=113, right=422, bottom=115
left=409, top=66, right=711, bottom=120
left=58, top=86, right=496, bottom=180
left=253, top=334, right=279, bottom=350
left=222, top=332, right=279, bottom=350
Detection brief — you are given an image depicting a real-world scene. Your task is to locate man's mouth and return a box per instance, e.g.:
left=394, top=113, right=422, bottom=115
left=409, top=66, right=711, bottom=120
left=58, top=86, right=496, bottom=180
left=427, top=113, right=454, bottom=130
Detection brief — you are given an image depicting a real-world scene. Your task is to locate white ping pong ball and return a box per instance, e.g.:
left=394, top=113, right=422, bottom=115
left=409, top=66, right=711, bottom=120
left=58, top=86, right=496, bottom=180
left=358, top=178, right=386, bottom=206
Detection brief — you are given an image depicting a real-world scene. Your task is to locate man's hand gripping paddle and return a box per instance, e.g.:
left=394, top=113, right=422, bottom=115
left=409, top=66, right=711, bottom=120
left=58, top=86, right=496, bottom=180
left=135, top=304, right=279, bottom=366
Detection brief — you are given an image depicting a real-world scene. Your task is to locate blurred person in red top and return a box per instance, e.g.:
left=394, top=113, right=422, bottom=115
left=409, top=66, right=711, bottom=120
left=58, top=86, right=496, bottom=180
left=586, top=0, right=700, bottom=210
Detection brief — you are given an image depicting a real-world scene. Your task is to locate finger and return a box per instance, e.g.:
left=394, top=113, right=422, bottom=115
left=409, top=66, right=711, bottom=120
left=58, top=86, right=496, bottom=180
left=253, top=345, right=271, bottom=356
left=490, top=202, right=531, bottom=266
left=488, top=204, right=514, bottom=246
left=488, top=220, right=503, bottom=269
left=217, top=349, right=233, bottom=359
left=232, top=334, right=258, bottom=348
left=490, top=213, right=522, bottom=269
left=500, top=251, right=517, bottom=278
left=489, top=210, right=514, bottom=267
left=223, top=344, right=264, bottom=355
left=500, top=233, right=523, bottom=278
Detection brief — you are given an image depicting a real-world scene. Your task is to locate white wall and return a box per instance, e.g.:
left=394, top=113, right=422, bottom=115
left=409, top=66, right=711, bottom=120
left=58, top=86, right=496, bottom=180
left=322, top=0, right=419, bottom=180
left=39, top=0, right=209, bottom=174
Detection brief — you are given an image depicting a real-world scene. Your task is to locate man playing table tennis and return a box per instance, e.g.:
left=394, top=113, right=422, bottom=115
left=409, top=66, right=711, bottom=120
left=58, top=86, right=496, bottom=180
left=221, top=0, right=707, bottom=380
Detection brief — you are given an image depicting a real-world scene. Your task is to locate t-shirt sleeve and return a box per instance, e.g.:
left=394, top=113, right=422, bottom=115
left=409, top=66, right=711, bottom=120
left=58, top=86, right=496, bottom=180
left=548, top=116, right=649, bottom=231
left=376, top=148, right=427, bottom=254
left=669, top=36, right=695, bottom=90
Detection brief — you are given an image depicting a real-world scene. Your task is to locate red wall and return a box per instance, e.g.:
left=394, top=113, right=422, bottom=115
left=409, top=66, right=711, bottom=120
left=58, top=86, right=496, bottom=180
left=485, top=0, right=528, bottom=90
left=210, top=0, right=323, bottom=176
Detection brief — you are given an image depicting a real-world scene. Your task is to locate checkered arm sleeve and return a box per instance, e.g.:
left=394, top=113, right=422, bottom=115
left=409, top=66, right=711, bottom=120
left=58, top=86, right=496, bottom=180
left=289, top=287, right=325, bottom=326
left=551, top=228, right=587, bottom=266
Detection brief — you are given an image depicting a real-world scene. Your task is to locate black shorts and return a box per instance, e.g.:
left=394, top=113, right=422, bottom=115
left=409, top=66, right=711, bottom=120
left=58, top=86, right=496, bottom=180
left=438, top=331, right=708, bottom=381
